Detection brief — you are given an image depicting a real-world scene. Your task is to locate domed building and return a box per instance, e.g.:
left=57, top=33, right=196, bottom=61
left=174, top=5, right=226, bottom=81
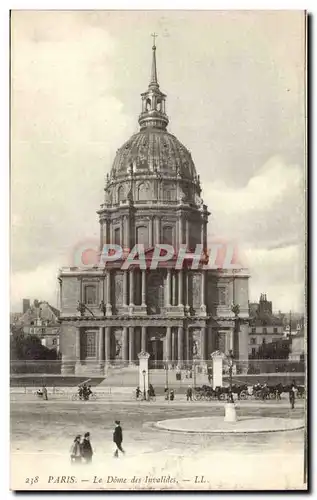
left=58, top=41, right=250, bottom=376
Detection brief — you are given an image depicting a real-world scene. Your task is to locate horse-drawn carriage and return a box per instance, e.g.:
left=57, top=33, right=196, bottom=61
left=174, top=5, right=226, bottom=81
left=193, top=382, right=305, bottom=401
left=193, top=384, right=249, bottom=401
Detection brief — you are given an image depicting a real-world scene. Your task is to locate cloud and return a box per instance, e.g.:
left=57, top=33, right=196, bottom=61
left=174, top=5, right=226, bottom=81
left=204, top=155, right=304, bottom=251
left=11, top=261, right=60, bottom=309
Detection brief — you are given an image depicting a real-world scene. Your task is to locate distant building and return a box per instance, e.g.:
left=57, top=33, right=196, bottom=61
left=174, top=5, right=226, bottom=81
left=248, top=294, right=284, bottom=358
left=16, top=300, right=60, bottom=351
left=22, top=298, right=31, bottom=314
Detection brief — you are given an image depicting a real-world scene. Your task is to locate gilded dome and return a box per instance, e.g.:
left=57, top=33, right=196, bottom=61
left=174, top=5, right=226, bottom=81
left=110, top=129, right=197, bottom=181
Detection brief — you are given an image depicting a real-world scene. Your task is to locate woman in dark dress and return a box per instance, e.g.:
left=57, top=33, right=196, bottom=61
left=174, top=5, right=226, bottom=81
left=81, top=432, right=93, bottom=463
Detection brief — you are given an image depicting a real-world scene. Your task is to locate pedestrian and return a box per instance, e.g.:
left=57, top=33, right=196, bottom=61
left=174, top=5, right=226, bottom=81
left=164, top=386, right=169, bottom=400
left=289, top=383, right=296, bottom=410
left=169, top=389, right=175, bottom=401
left=42, top=385, right=48, bottom=401
left=81, top=432, right=93, bottom=464
left=186, top=385, right=193, bottom=401
left=113, top=420, right=125, bottom=458
left=70, top=435, right=82, bottom=464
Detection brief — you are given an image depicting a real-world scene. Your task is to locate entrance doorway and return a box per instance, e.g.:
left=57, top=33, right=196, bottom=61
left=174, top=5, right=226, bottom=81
left=149, top=339, right=163, bottom=368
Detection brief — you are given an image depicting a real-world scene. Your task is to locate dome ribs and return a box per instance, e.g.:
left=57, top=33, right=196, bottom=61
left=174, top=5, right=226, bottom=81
left=108, top=131, right=198, bottom=193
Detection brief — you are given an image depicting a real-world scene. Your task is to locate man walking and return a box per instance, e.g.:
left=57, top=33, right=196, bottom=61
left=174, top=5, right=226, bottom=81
left=81, top=432, right=93, bottom=464
left=42, top=385, right=48, bottom=401
left=113, top=420, right=125, bottom=458
left=186, top=385, right=193, bottom=401
left=289, top=383, right=296, bottom=410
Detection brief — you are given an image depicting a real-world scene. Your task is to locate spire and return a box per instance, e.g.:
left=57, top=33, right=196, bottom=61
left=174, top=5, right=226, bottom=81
left=138, top=34, right=169, bottom=131
left=149, top=33, right=159, bottom=88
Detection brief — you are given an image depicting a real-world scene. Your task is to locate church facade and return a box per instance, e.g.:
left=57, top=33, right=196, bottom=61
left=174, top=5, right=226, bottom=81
left=58, top=41, right=250, bottom=375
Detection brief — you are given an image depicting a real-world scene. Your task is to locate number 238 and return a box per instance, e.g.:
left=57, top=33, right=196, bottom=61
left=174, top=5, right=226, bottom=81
left=25, top=476, right=39, bottom=485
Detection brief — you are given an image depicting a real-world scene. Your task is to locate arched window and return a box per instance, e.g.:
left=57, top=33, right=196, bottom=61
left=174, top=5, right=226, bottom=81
left=157, top=99, right=162, bottom=111
left=84, top=285, right=97, bottom=305
left=136, top=225, right=149, bottom=249
left=138, top=183, right=150, bottom=201
left=146, top=98, right=151, bottom=111
left=117, top=185, right=124, bottom=203
left=162, top=226, right=173, bottom=246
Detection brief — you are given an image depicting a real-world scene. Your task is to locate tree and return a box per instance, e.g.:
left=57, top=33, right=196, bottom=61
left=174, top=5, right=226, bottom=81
left=256, top=339, right=290, bottom=360
left=10, top=334, right=58, bottom=361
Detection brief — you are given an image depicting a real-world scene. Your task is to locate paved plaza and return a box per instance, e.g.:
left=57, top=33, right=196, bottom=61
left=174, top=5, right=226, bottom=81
left=11, top=395, right=306, bottom=491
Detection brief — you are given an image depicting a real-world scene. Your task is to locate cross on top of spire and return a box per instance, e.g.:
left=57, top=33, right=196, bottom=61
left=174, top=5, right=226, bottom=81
left=150, top=33, right=159, bottom=87
left=151, top=32, right=158, bottom=48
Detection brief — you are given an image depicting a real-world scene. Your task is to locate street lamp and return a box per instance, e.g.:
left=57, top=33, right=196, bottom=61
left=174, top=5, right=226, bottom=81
left=228, top=350, right=234, bottom=403
left=165, top=362, right=169, bottom=391
left=142, top=370, right=146, bottom=400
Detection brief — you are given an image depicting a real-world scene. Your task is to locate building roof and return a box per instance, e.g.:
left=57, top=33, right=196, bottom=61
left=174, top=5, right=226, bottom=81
left=249, top=314, right=284, bottom=327
left=17, top=301, right=60, bottom=326
left=108, top=42, right=198, bottom=185
left=110, top=129, right=197, bottom=181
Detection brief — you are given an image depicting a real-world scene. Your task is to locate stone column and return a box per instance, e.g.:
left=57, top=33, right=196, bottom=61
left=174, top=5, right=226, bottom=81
left=129, top=269, right=134, bottom=306
left=141, top=270, right=146, bottom=307
left=177, top=327, right=184, bottom=366
left=123, top=270, right=128, bottom=307
left=120, top=217, right=124, bottom=246
left=186, top=219, right=189, bottom=249
left=104, top=220, right=109, bottom=247
left=122, top=327, right=128, bottom=363
left=149, top=217, right=153, bottom=247
left=172, top=272, right=176, bottom=306
left=200, top=270, right=206, bottom=315
left=141, top=326, right=147, bottom=352
left=185, top=328, right=190, bottom=364
left=124, top=215, right=130, bottom=250
left=109, top=223, right=113, bottom=245
left=179, top=217, right=183, bottom=246
left=105, top=327, right=111, bottom=363
left=155, top=217, right=160, bottom=245
left=207, top=326, right=213, bottom=360
left=129, top=327, right=135, bottom=364
left=98, top=327, right=104, bottom=363
left=75, top=327, right=81, bottom=362
left=178, top=270, right=183, bottom=306
left=166, top=327, right=172, bottom=363
left=185, top=272, right=190, bottom=311
left=106, top=270, right=112, bottom=315
left=238, top=322, right=249, bottom=374
left=99, top=223, right=103, bottom=252
left=166, top=269, right=171, bottom=307
left=172, top=329, right=176, bottom=365
left=200, top=327, right=206, bottom=363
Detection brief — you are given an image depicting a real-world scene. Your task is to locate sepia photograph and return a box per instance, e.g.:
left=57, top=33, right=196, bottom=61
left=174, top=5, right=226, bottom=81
left=10, top=9, right=307, bottom=491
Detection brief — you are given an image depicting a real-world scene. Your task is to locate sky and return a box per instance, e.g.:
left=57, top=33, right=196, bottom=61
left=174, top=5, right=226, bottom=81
left=10, top=10, right=306, bottom=313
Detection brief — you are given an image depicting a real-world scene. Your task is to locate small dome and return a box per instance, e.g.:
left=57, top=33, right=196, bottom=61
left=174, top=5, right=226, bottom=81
left=110, top=129, right=197, bottom=181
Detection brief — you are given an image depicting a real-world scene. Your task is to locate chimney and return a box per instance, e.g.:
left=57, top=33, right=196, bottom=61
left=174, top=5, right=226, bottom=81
left=22, top=299, right=30, bottom=314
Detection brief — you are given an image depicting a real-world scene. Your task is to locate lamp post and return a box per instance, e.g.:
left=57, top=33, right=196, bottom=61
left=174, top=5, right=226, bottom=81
left=228, top=350, right=234, bottom=403
left=142, top=370, right=146, bottom=400
left=165, top=362, right=169, bottom=390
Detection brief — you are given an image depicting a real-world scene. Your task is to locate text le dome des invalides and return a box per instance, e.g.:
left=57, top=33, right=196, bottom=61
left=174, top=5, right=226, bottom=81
left=58, top=39, right=250, bottom=375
